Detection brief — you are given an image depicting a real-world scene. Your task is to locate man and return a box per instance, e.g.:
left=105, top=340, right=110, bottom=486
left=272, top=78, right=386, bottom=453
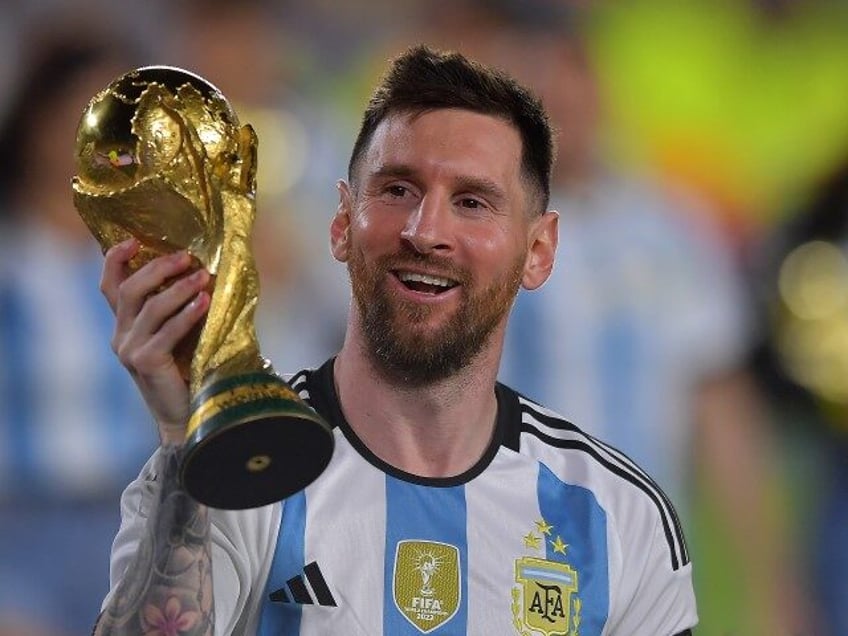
left=95, top=46, right=697, bottom=635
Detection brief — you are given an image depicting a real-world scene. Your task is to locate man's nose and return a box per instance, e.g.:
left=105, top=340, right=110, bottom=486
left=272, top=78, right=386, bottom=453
left=400, top=194, right=453, bottom=254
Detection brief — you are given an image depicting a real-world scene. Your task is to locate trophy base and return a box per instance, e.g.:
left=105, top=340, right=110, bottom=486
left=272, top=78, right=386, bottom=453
left=181, top=372, right=334, bottom=510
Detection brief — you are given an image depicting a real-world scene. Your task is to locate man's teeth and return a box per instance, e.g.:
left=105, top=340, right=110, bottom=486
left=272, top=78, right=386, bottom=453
left=398, top=272, right=455, bottom=288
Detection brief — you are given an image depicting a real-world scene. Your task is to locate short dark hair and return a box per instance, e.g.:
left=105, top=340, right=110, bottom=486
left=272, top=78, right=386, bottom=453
left=347, top=45, right=554, bottom=214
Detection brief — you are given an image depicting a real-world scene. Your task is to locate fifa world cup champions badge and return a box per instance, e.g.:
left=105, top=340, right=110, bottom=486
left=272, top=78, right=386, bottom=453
left=393, top=540, right=461, bottom=633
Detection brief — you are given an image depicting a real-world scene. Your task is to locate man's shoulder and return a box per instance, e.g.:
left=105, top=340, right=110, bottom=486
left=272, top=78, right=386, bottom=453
left=281, top=360, right=332, bottom=404
left=510, top=390, right=690, bottom=572
left=280, top=365, right=318, bottom=386
left=509, top=389, right=667, bottom=494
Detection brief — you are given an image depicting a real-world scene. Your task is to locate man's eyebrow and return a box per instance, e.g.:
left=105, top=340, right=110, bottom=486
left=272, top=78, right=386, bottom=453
left=370, top=163, right=416, bottom=180
left=453, top=174, right=507, bottom=204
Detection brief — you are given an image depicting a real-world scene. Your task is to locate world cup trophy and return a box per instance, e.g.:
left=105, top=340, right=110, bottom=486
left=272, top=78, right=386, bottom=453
left=72, top=66, right=334, bottom=509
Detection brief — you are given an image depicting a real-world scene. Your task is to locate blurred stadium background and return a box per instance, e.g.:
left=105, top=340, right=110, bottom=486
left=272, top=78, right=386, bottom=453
left=1, top=1, right=847, bottom=634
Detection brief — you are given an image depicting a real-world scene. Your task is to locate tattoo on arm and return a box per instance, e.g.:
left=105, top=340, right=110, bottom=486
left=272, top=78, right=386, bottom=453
left=94, top=445, right=214, bottom=635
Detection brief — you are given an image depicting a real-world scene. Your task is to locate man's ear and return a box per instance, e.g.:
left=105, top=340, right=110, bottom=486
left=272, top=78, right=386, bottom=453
left=330, top=180, right=352, bottom=262
left=521, top=210, right=559, bottom=290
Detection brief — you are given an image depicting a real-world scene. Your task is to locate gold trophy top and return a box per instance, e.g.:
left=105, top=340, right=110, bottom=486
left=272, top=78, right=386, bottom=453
left=72, top=65, right=258, bottom=275
left=72, top=66, right=264, bottom=391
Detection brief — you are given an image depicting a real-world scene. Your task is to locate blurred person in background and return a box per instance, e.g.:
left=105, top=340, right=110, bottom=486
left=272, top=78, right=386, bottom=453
left=459, top=5, right=819, bottom=634
left=0, top=23, right=158, bottom=636
left=751, top=157, right=848, bottom=636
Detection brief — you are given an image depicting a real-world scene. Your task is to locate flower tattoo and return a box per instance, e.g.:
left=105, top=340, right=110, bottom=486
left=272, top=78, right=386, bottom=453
left=142, top=596, right=200, bottom=636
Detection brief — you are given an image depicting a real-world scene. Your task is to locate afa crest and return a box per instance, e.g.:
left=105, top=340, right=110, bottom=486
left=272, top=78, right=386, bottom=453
left=393, top=540, right=461, bottom=633
left=511, top=519, right=582, bottom=636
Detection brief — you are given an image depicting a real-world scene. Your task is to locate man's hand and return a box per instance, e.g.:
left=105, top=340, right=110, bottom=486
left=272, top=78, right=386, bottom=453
left=101, top=238, right=211, bottom=444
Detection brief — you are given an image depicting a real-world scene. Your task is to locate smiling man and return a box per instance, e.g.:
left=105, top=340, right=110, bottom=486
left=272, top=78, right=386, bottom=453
left=337, top=106, right=539, bottom=388
left=94, top=46, right=697, bottom=635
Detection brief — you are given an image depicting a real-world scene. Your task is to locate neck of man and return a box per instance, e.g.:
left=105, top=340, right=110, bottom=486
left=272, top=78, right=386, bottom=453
left=332, top=325, right=502, bottom=479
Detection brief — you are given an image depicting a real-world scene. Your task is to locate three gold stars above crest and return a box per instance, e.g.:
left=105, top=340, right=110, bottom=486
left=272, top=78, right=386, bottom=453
left=523, top=518, right=569, bottom=555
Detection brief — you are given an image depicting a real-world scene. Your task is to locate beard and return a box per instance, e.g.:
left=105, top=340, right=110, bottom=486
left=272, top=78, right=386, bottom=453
left=347, top=245, right=525, bottom=387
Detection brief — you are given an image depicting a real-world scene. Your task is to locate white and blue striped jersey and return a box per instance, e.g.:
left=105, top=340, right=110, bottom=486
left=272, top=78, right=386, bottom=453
left=108, top=359, right=697, bottom=635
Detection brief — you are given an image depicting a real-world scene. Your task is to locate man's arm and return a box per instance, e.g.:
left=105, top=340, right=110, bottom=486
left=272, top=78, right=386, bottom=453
left=94, top=240, right=216, bottom=634
left=94, top=444, right=213, bottom=635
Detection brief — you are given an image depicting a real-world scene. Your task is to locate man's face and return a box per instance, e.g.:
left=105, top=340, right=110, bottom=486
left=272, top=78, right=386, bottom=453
left=332, top=108, right=555, bottom=385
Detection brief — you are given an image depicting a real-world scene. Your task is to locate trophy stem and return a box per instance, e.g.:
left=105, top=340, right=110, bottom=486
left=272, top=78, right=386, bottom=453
left=180, top=371, right=334, bottom=509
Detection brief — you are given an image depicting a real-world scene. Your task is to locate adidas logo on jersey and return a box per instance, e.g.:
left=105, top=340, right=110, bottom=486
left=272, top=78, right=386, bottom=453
left=269, top=561, right=337, bottom=607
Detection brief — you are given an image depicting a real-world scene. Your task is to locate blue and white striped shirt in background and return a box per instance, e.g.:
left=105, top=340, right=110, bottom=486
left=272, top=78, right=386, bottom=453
left=0, top=220, right=158, bottom=633
left=0, top=222, right=157, bottom=501
left=500, top=176, right=751, bottom=509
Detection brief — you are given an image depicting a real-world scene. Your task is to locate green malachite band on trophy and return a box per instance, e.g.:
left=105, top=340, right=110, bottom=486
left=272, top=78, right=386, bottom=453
left=185, top=383, right=318, bottom=445
left=192, top=371, right=302, bottom=400
left=185, top=376, right=301, bottom=438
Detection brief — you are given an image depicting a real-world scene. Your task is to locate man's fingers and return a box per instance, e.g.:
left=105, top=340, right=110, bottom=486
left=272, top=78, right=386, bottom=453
left=101, top=238, right=139, bottom=312
left=132, top=269, right=211, bottom=340
left=120, top=289, right=210, bottom=374
left=113, top=250, right=194, bottom=329
left=145, top=290, right=211, bottom=361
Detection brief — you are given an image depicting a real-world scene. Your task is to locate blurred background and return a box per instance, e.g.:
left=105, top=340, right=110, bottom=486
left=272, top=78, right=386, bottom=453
left=0, top=0, right=846, bottom=634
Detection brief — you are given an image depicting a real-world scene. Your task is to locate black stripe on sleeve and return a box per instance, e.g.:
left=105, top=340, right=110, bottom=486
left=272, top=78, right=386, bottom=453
left=519, top=401, right=689, bottom=570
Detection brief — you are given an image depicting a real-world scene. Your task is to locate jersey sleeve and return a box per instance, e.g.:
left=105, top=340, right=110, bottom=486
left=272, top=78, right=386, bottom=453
left=103, top=449, right=280, bottom=636
left=605, top=506, right=698, bottom=635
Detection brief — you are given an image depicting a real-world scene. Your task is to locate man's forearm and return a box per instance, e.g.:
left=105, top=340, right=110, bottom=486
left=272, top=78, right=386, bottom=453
left=94, top=445, right=214, bottom=635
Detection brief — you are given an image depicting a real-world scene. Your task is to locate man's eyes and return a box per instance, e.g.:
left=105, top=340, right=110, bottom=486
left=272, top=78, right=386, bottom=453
left=459, top=197, right=484, bottom=209
left=377, top=185, right=489, bottom=213
left=385, top=184, right=410, bottom=198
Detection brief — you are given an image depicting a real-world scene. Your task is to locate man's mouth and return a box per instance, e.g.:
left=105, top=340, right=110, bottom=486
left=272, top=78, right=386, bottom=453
left=395, top=270, right=459, bottom=295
